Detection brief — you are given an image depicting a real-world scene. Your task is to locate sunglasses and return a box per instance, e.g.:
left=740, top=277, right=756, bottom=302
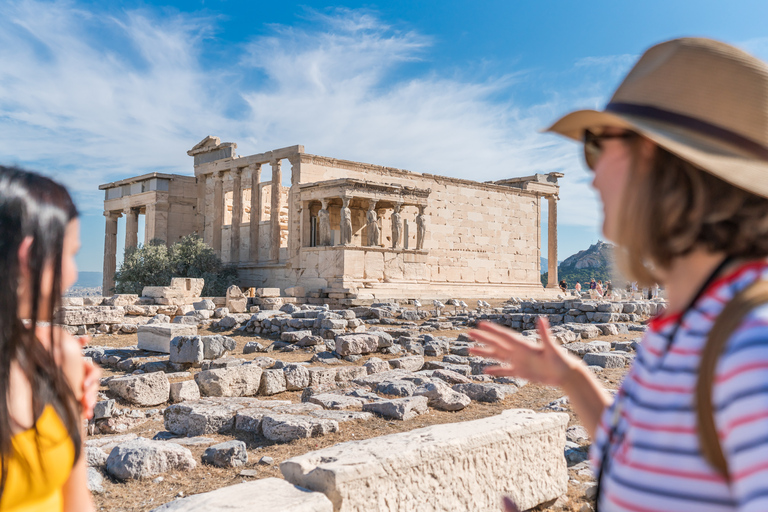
left=583, top=129, right=636, bottom=170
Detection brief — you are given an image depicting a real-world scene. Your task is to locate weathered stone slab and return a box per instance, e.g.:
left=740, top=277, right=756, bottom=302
left=59, top=306, right=124, bottom=325
left=202, top=440, right=248, bottom=468
left=308, top=394, right=367, bottom=410
left=169, top=380, right=200, bottom=403
left=362, top=396, right=427, bottom=420
left=195, top=366, right=263, bottom=397
left=261, top=414, right=339, bottom=442
left=108, top=372, right=170, bottom=406
left=335, top=334, right=379, bottom=356
left=582, top=352, right=625, bottom=368
left=106, top=438, right=195, bottom=480
left=169, top=335, right=204, bottom=364
left=281, top=409, right=568, bottom=511
left=148, top=478, right=333, bottom=511
left=452, top=383, right=517, bottom=403
left=164, top=398, right=291, bottom=436
left=138, top=323, right=198, bottom=353
left=388, top=355, right=424, bottom=372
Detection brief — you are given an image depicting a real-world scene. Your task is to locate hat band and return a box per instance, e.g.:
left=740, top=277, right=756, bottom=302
left=605, top=102, right=768, bottom=161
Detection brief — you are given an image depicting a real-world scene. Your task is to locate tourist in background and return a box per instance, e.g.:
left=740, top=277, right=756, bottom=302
left=0, top=167, right=99, bottom=511
left=596, top=280, right=604, bottom=297
left=589, top=279, right=597, bottom=298
left=575, top=281, right=582, bottom=295
left=559, top=279, right=567, bottom=293
left=471, top=38, right=768, bottom=511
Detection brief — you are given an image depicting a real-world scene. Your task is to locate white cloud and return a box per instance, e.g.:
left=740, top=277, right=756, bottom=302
left=0, top=1, right=630, bottom=267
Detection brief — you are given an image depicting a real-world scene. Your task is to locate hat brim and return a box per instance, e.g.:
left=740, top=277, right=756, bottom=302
left=545, top=109, right=768, bottom=198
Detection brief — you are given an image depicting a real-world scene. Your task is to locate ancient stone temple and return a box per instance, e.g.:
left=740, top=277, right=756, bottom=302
left=101, top=136, right=562, bottom=302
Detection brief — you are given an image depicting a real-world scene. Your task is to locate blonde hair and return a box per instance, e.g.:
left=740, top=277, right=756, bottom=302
left=616, top=144, right=768, bottom=285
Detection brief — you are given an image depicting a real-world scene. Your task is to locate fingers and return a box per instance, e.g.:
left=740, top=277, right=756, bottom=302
left=77, top=335, right=92, bottom=348
left=536, top=317, right=558, bottom=352
left=484, top=366, right=518, bottom=377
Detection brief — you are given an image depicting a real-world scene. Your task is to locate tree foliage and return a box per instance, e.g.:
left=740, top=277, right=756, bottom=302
left=114, top=235, right=237, bottom=296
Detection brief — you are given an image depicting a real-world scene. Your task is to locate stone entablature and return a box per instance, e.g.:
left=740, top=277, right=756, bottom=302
left=99, top=173, right=197, bottom=295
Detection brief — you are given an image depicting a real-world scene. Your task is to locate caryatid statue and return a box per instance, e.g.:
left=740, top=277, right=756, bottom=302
left=366, top=200, right=380, bottom=246
left=416, top=205, right=427, bottom=250
left=391, top=203, right=403, bottom=249
left=340, top=197, right=353, bottom=245
left=317, top=198, right=331, bottom=246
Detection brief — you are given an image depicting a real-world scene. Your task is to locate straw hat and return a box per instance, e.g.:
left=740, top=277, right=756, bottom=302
left=546, top=38, right=768, bottom=197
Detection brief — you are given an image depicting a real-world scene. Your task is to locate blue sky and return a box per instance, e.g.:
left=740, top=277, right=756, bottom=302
left=2, top=0, right=768, bottom=273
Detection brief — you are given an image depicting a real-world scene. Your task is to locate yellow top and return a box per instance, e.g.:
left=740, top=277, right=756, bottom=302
left=0, top=405, right=75, bottom=512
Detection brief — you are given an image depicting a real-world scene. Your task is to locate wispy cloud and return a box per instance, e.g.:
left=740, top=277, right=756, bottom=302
left=0, top=1, right=629, bottom=268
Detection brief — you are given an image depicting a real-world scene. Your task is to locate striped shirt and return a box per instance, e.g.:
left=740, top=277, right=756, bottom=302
left=591, top=261, right=768, bottom=512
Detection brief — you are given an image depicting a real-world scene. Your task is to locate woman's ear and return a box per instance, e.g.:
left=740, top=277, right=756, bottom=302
left=636, top=138, right=658, bottom=174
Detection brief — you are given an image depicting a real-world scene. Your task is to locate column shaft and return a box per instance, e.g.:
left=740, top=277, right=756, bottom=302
left=124, top=207, right=139, bottom=250
left=270, top=160, right=282, bottom=262
left=249, top=164, right=262, bottom=262
left=230, top=168, right=243, bottom=262
left=102, top=212, right=119, bottom=296
left=546, top=195, right=558, bottom=288
left=212, top=172, right=224, bottom=256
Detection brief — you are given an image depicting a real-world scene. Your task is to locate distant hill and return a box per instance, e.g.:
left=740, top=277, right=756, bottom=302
left=75, top=271, right=102, bottom=288
left=541, top=241, right=618, bottom=287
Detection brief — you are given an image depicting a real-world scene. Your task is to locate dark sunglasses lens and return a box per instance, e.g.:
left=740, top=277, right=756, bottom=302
left=583, top=131, right=600, bottom=170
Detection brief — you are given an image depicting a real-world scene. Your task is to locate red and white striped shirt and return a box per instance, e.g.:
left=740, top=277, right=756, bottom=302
left=592, top=260, right=768, bottom=512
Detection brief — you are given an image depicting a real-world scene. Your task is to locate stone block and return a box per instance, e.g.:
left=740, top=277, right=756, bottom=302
left=147, top=478, right=333, bottom=512
left=201, top=335, right=236, bottom=359
left=451, top=383, right=518, bottom=403
left=582, top=352, right=625, bottom=369
left=362, top=396, right=428, bottom=420
left=285, top=287, right=306, bottom=298
left=281, top=409, right=568, bottom=511
left=194, top=299, right=216, bottom=311
left=308, top=394, right=367, bottom=410
left=260, top=369, right=288, bottom=395
left=261, top=414, right=339, bottom=442
left=335, top=366, right=368, bottom=383
left=202, top=440, right=248, bottom=468
left=256, top=288, right=281, bottom=297
left=334, top=334, right=379, bottom=356
left=283, top=364, right=311, bottom=391
left=164, top=398, right=291, bottom=436
left=170, top=381, right=201, bottom=403
left=195, top=366, right=263, bottom=397
left=415, top=381, right=471, bottom=411
left=282, top=330, right=313, bottom=343
left=58, top=306, right=124, bottom=326
left=106, top=438, right=195, bottom=481
left=308, top=367, right=337, bottom=387
left=108, top=372, right=170, bottom=406
left=169, top=336, right=204, bottom=364
left=138, top=323, right=198, bottom=353
left=388, top=355, right=424, bottom=372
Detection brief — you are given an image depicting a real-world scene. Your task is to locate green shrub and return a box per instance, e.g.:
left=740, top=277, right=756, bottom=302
left=114, top=235, right=237, bottom=296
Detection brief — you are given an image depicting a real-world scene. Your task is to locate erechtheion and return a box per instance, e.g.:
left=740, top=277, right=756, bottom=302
left=100, top=136, right=562, bottom=303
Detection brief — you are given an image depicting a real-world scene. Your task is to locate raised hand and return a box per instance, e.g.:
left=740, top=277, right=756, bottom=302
left=77, top=335, right=101, bottom=420
left=468, top=317, right=580, bottom=388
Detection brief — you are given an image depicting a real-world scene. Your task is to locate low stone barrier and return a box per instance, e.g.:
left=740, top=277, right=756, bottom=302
left=281, top=408, right=568, bottom=511
left=149, top=478, right=333, bottom=511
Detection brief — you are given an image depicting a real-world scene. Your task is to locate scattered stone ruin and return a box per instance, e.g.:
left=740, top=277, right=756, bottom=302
left=100, top=137, right=563, bottom=303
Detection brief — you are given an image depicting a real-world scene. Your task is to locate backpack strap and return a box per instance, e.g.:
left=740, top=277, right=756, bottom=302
left=697, top=280, right=768, bottom=478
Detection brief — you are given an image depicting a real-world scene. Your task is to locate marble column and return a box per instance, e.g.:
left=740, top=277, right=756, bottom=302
left=124, top=207, right=139, bottom=251
left=546, top=195, right=558, bottom=288
left=196, top=174, right=206, bottom=235
left=391, top=203, right=403, bottom=249
left=366, top=199, right=380, bottom=246
left=212, top=171, right=224, bottom=256
left=144, top=201, right=168, bottom=245
left=270, top=160, right=282, bottom=262
left=415, top=205, right=427, bottom=250
left=230, top=167, right=243, bottom=263
left=102, top=211, right=119, bottom=296
left=249, top=164, right=262, bottom=262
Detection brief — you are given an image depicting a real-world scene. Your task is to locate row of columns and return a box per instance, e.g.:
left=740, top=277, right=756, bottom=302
left=207, top=159, right=283, bottom=264
left=314, top=198, right=427, bottom=250
left=102, top=203, right=165, bottom=294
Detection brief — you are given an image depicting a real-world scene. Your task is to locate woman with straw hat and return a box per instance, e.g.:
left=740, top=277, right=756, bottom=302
left=471, top=38, right=768, bottom=511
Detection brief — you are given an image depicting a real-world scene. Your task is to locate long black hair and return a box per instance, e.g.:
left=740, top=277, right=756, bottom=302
left=0, top=165, right=82, bottom=494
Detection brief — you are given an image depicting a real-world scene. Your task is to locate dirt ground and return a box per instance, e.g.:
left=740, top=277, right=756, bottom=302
left=91, top=321, right=636, bottom=512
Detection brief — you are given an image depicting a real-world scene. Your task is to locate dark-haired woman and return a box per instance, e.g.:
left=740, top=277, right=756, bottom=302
left=0, top=166, right=99, bottom=511
left=472, top=38, right=768, bottom=511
